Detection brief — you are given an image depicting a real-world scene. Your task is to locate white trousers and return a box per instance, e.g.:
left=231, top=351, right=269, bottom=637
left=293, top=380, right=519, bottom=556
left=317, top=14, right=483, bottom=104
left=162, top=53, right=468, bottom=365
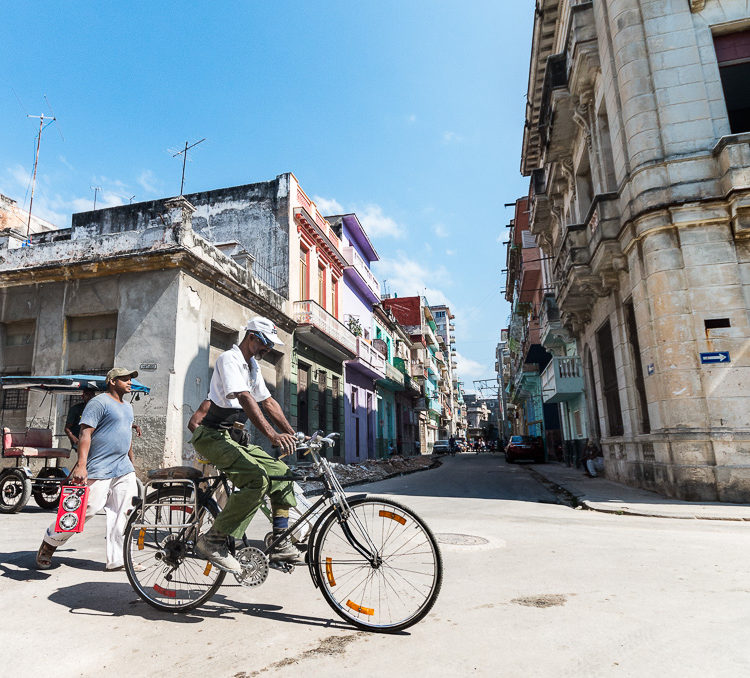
left=44, top=472, right=138, bottom=569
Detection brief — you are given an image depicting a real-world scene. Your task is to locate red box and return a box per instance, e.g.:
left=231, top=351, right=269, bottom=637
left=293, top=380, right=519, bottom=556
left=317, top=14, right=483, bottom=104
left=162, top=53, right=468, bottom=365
left=55, top=485, right=89, bottom=533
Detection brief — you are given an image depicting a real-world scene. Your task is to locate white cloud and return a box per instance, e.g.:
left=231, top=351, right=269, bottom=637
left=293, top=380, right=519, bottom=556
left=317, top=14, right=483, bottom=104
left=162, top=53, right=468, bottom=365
left=137, top=169, right=161, bottom=195
left=446, top=249, right=456, bottom=256
left=358, top=204, right=404, bottom=239
left=373, top=250, right=452, bottom=305
left=313, top=195, right=344, bottom=216
left=315, top=196, right=405, bottom=239
left=442, top=131, right=463, bottom=144
left=433, top=223, right=449, bottom=238
left=455, top=351, right=490, bottom=382
left=407, top=114, right=417, bottom=124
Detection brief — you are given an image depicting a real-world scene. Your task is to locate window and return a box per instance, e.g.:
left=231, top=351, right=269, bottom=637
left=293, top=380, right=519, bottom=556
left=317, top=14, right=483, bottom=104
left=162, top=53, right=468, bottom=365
left=351, top=386, right=358, bottom=413
left=596, top=320, right=623, bottom=437
left=714, top=30, right=750, bottom=133
left=624, top=301, right=650, bottom=434
left=331, top=376, right=341, bottom=433
left=318, top=370, right=327, bottom=431
left=2, top=321, right=35, bottom=418
left=67, top=314, right=117, bottom=375
left=1, top=380, right=28, bottom=410
left=209, top=322, right=238, bottom=373
left=330, top=278, right=338, bottom=318
left=299, top=246, right=309, bottom=300
left=318, top=265, right=326, bottom=309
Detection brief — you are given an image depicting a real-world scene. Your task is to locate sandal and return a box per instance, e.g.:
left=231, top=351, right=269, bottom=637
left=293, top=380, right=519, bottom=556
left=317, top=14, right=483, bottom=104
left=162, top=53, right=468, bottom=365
left=36, top=540, right=57, bottom=569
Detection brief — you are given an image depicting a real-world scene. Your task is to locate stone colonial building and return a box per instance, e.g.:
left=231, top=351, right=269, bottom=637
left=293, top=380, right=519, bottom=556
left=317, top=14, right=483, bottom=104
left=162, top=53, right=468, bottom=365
left=521, top=0, right=750, bottom=501
left=0, top=197, right=292, bottom=474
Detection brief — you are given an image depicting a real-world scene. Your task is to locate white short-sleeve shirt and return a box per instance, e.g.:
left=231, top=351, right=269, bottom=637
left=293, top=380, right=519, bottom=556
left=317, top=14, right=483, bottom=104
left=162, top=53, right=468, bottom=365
left=208, top=345, right=271, bottom=408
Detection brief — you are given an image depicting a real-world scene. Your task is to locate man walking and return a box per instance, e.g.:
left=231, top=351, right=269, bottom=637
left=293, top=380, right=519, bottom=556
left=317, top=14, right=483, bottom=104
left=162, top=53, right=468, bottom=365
left=190, top=317, right=299, bottom=574
left=36, top=368, right=139, bottom=570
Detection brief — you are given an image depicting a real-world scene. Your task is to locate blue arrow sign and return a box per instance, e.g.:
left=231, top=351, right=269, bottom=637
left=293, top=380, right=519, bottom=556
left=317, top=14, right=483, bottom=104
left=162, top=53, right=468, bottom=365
left=700, top=351, right=730, bottom=364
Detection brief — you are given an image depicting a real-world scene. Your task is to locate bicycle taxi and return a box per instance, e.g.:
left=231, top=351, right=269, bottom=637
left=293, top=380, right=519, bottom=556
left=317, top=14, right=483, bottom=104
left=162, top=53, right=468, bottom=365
left=0, top=374, right=150, bottom=513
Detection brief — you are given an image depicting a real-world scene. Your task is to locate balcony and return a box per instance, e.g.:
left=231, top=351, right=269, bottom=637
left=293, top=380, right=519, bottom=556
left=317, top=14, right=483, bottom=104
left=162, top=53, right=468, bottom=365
left=347, top=336, right=386, bottom=380
left=342, top=245, right=381, bottom=303
left=384, top=361, right=405, bottom=387
left=428, top=397, right=442, bottom=415
left=539, top=293, right=570, bottom=349
left=585, top=193, right=624, bottom=279
left=409, top=359, right=428, bottom=379
left=293, top=300, right=357, bottom=361
left=541, top=356, right=584, bottom=403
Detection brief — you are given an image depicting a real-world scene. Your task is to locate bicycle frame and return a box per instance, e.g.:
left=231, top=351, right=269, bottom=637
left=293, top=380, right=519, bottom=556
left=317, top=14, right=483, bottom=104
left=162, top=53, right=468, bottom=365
left=133, top=431, right=383, bottom=586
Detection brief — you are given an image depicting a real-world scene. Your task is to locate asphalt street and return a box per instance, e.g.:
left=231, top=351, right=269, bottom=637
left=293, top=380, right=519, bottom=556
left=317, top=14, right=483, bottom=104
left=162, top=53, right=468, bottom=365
left=1, top=454, right=748, bottom=678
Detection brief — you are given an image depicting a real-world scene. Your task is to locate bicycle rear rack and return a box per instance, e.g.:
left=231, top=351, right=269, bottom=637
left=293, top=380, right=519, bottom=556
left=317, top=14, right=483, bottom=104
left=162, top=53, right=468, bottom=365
left=132, top=479, right=198, bottom=529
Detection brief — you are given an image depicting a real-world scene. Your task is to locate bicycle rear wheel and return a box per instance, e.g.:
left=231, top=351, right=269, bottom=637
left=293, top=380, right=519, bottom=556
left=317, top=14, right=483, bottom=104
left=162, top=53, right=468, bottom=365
left=124, top=487, right=226, bottom=612
left=313, top=496, right=442, bottom=632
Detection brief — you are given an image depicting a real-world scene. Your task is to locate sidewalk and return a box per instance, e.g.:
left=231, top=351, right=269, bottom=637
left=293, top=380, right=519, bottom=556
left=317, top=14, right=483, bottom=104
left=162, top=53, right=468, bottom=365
left=528, top=461, right=750, bottom=521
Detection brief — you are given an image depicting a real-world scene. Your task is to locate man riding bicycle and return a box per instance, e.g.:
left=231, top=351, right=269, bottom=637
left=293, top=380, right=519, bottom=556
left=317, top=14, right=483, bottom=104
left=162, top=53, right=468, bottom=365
left=189, top=317, right=299, bottom=574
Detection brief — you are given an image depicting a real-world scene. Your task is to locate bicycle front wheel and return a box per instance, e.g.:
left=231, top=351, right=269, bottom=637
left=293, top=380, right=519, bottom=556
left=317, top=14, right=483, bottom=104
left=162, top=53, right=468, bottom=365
left=124, top=487, right=226, bottom=612
left=314, top=497, right=442, bottom=632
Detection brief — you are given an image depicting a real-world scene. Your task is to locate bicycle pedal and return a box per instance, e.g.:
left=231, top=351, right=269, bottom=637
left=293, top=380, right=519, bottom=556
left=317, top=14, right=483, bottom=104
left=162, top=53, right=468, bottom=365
left=269, top=561, right=296, bottom=573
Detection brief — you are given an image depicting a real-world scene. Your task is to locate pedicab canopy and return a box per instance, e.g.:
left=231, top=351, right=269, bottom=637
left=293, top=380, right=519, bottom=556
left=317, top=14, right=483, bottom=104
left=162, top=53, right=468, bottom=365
left=0, top=374, right=151, bottom=395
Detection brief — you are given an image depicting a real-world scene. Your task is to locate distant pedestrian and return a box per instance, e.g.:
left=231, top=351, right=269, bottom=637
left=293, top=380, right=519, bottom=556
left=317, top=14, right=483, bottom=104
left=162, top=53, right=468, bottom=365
left=36, top=368, right=140, bottom=571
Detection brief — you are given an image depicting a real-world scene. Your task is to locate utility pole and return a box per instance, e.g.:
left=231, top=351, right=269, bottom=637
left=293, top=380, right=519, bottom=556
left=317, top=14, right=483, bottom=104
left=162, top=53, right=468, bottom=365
left=172, top=138, right=205, bottom=195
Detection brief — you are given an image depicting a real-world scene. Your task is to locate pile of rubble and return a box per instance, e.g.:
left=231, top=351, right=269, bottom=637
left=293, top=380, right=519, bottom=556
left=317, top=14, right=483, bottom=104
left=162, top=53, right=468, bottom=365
left=297, top=454, right=439, bottom=494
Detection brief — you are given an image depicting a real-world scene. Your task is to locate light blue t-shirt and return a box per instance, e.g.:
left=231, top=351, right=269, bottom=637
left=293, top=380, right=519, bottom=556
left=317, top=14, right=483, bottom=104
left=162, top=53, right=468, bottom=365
left=79, top=394, right=135, bottom=479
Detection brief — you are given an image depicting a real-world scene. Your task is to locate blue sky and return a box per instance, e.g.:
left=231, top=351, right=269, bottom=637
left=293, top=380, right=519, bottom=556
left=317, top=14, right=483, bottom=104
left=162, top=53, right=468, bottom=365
left=3, top=1, right=534, bottom=391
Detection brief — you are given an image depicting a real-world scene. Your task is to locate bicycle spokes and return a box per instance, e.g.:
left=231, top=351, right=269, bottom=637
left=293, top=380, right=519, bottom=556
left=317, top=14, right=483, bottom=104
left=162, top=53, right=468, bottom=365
left=315, top=498, right=442, bottom=632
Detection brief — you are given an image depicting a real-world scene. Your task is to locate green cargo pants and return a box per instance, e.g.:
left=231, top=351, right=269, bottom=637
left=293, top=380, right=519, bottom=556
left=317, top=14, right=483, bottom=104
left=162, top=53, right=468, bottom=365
left=190, top=425, right=296, bottom=538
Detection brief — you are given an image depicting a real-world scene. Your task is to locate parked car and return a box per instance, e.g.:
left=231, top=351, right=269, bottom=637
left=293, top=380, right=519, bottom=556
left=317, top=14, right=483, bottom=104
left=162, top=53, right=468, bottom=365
left=433, top=439, right=451, bottom=454
left=504, top=435, right=545, bottom=463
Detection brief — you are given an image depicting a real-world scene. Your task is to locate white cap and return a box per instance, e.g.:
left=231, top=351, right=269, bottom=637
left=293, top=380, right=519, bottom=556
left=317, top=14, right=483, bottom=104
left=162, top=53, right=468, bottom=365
left=245, top=317, right=284, bottom=345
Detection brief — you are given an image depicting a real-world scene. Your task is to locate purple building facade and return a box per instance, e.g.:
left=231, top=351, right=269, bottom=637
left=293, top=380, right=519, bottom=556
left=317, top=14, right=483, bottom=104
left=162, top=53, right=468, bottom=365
left=326, top=214, right=385, bottom=462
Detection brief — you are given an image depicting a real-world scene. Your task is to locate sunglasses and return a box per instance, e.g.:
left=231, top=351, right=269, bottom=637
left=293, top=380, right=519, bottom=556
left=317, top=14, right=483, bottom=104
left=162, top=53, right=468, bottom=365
left=252, top=332, right=274, bottom=348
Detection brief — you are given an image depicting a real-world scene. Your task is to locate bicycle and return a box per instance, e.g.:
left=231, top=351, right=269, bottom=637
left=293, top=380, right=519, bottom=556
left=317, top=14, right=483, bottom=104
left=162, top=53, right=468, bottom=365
left=122, top=431, right=443, bottom=633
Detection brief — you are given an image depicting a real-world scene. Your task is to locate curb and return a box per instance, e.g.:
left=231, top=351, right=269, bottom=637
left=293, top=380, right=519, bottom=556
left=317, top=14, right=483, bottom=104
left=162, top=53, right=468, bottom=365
left=302, top=457, right=442, bottom=497
left=528, top=467, right=749, bottom=522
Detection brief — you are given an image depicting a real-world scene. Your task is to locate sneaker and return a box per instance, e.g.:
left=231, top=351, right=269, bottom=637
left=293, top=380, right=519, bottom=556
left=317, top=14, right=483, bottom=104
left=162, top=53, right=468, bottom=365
left=196, top=533, right=242, bottom=574
left=269, top=537, right=301, bottom=563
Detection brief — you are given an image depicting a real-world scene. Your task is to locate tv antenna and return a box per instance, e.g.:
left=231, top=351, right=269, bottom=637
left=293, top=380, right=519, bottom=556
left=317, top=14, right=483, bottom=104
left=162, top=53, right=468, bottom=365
left=171, top=138, right=205, bottom=195
left=24, top=101, right=62, bottom=245
left=90, top=185, right=102, bottom=210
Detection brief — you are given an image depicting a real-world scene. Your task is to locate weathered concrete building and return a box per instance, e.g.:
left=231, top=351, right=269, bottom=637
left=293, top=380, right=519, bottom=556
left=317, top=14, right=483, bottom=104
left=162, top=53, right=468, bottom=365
left=0, top=197, right=292, bottom=474
left=522, top=0, right=750, bottom=500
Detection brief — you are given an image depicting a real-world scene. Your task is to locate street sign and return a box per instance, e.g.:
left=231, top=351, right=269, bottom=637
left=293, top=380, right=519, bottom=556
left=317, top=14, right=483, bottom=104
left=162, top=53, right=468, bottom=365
left=700, top=351, right=730, bottom=364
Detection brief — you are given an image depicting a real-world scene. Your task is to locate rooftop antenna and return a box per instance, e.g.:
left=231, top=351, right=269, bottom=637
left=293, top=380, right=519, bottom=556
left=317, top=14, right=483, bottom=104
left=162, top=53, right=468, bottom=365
left=90, top=185, right=102, bottom=210
left=24, top=112, right=59, bottom=245
left=128, top=194, right=135, bottom=204
left=171, top=138, right=205, bottom=195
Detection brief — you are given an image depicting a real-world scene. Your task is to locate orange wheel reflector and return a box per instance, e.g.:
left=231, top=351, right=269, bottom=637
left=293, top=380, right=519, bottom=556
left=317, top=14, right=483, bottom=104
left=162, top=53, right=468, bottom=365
left=153, top=584, right=176, bottom=598
left=346, top=600, right=374, bottom=616
left=379, top=510, right=406, bottom=525
left=203, top=562, right=213, bottom=576
left=325, top=557, right=336, bottom=587
left=137, top=529, right=145, bottom=550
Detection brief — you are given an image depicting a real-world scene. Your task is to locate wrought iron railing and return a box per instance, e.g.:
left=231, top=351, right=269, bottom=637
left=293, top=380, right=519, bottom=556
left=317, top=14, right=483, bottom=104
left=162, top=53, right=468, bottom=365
left=292, top=300, right=357, bottom=353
